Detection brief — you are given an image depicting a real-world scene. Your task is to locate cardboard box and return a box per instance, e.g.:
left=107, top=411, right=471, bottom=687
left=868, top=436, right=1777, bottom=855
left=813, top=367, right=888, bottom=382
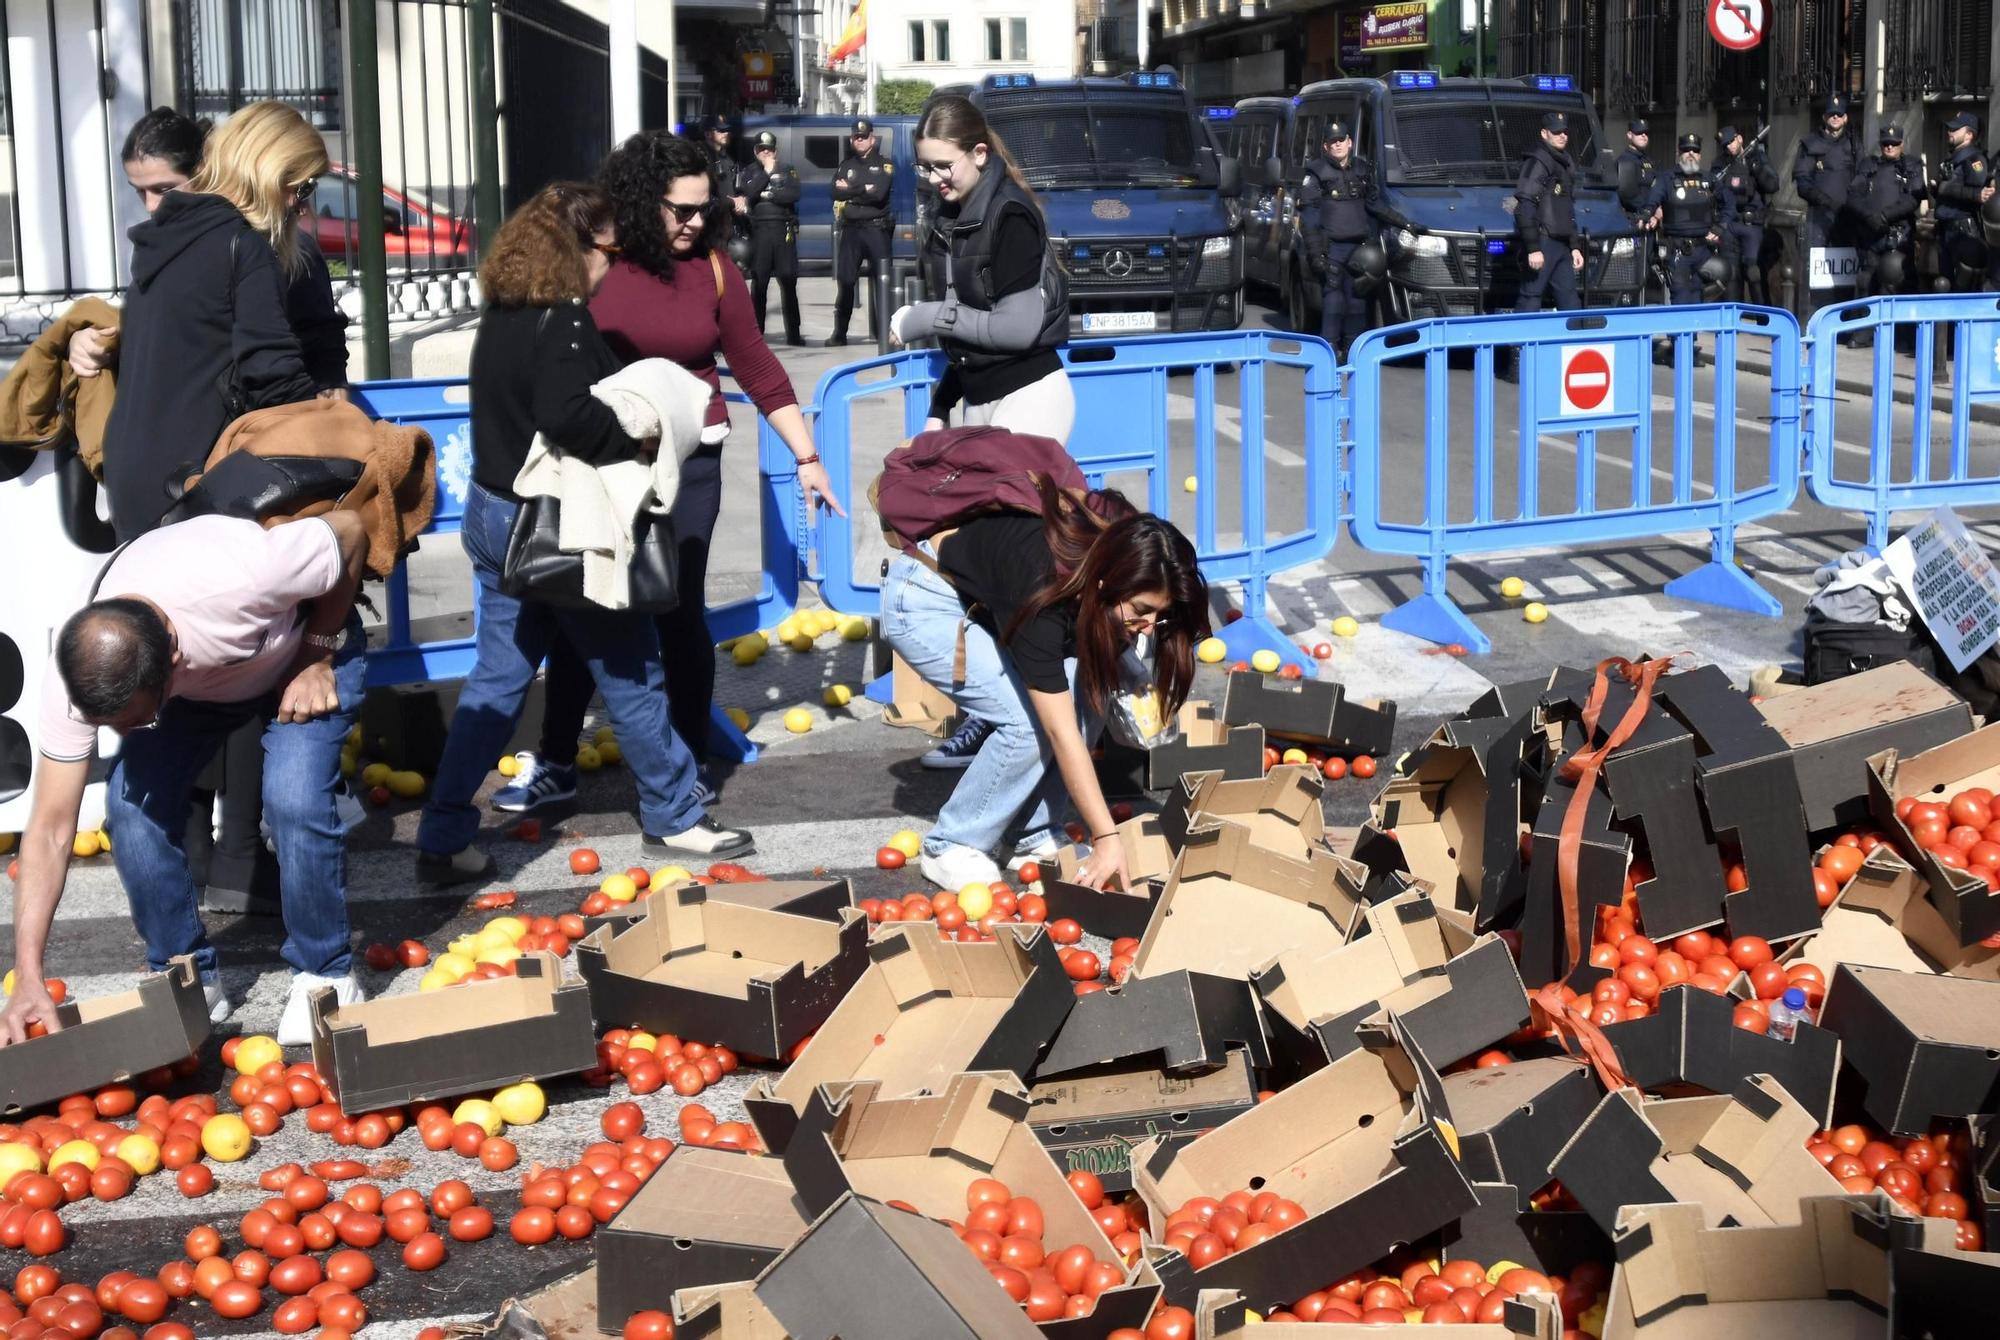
left=1816, top=962, right=2000, bottom=1135
left=1755, top=660, right=1972, bottom=833
left=1597, top=980, right=1842, bottom=1125
left=1371, top=717, right=1533, bottom=926
left=597, top=1146, right=811, bottom=1334
left=883, top=651, right=957, bottom=737
left=492, top=1263, right=602, bottom=1340
left=1790, top=848, right=2000, bottom=982
left=1128, top=822, right=1364, bottom=984
left=574, top=886, right=870, bottom=1059
left=309, top=952, right=597, bottom=1113
left=1159, top=766, right=1326, bottom=861
left=754, top=1193, right=1046, bottom=1340
left=1219, top=670, right=1396, bottom=757
left=1041, top=814, right=1175, bottom=941
left=1027, top=1050, right=1260, bottom=1194
left=1515, top=774, right=1634, bottom=991
left=1868, top=721, right=2000, bottom=944
left=1253, top=890, right=1530, bottom=1076
left=1195, top=1286, right=1561, bottom=1338
left=1599, top=1196, right=1949, bottom=1340
left=782, top=1072, right=1161, bottom=1339
left=1442, top=1056, right=1602, bottom=1210
left=673, top=1281, right=789, bottom=1340
left=584, top=878, right=858, bottom=942
left=1134, top=1020, right=1476, bottom=1309
left=1037, top=970, right=1268, bottom=1077
left=1549, top=1076, right=1844, bottom=1236
left=0, top=956, right=211, bottom=1117
left=1141, top=702, right=1268, bottom=791
left=1438, top=1183, right=1611, bottom=1280
left=743, top=923, right=1072, bottom=1154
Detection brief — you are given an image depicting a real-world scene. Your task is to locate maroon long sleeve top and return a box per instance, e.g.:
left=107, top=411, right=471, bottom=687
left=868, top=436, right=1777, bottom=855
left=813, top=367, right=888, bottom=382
left=587, top=251, right=799, bottom=430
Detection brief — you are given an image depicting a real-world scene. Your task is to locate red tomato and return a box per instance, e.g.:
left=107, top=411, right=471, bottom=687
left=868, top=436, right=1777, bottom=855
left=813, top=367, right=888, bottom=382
left=569, top=848, right=601, bottom=875
left=210, top=1281, right=261, bottom=1320
left=1748, top=962, right=1789, bottom=1000
left=1950, top=793, right=1994, bottom=830
left=623, top=1312, right=674, bottom=1340
left=402, top=1231, right=447, bottom=1270
left=874, top=847, right=906, bottom=870
left=1351, top=755, right=1377, bottom=779
left=1066, top=1169, right=1104, bottom=1209
left=1727, top=936, right=1774, bottom=969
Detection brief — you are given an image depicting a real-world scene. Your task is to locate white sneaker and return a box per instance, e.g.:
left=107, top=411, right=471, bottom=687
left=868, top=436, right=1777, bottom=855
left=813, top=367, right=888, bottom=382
left=203, top=980, right=234, bottom=1027
left=277, top=972, right=363, bottom=1048
left=920, top=845, right=1004, bottom=894
left=1007, top=835, right=1063, bottom=874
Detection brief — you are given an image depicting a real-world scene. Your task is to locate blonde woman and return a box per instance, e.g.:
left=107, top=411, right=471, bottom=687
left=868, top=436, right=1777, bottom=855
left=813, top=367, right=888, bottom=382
left=100, top=100, right=323, bottom=540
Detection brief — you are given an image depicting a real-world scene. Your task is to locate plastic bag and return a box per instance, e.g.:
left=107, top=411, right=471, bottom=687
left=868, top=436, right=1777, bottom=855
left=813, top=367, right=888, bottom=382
left=1105, top=634, right=1179, bottom=750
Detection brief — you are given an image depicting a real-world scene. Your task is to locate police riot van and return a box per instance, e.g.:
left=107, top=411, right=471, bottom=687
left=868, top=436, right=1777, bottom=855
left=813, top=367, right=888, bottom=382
left=1266, top=72, right=1645, bottom=329
left=938, top=70, right=1245, bottom=337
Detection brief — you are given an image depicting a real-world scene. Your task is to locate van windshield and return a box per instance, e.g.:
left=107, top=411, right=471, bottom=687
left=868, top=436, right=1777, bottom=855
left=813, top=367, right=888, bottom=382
left=1389, top=93, right=1602, bottom=184
left=984, top=100, right=1205, bottom=187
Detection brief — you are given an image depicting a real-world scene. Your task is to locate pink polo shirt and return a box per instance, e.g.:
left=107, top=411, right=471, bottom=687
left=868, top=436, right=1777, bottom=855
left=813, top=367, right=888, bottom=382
left=38, top=516, right=343, bottom=761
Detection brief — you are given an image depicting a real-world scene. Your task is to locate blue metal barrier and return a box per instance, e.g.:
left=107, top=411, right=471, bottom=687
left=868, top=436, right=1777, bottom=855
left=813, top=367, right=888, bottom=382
left=1346, top=304, right=1802, bottom=653
left=1804, top=293, right=2000, bottom=550
left=810, top=330, right=1343, bottom=672
left=348, top=380, right=808, bottom=763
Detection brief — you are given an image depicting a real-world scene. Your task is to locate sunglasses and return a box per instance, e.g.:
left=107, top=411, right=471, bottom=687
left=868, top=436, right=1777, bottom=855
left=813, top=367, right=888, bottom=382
left=291, top=178, right=317, bottom=205
left=663, top=199, right=711, bottom=224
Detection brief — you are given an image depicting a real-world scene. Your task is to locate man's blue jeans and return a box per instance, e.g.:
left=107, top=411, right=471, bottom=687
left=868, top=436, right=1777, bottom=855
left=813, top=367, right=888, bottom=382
left=105, top=621, right=365, bottom=981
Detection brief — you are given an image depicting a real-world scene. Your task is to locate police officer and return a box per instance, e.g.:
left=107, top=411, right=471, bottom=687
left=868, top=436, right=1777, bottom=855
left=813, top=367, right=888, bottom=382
left=1848, top=124, right=1921, bottom=305
left=1514, top=111, right=1583, bottom=312
left=830, top=116, right=894, bottom=346
left=1642, top=134, right=1734, bottom=309
left=695, top=114, right=735, bottom=190
left=1616, top=119, right=1653, bottom=218
left=1793, top=94, right=1861, bottom=306
left=737, top=130, right=803, bottom=346
left=1297, top=120, right=1416, bottom=360
left=1935, top=111, right=1993, bottom=294
left=1712, top=125, right=1779, bottom=303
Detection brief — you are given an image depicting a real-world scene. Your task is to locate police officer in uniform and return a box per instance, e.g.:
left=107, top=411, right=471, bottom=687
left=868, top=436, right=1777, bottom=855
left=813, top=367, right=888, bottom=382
left=1792, top=94, right=1860, bottom=307
left=1642, top=134, right=1734, bottom=308
left=1848, top=124, right=1921, bottom=305
left=1297, top=120, right=1416, bottom=360
left=1712, top=125, right=1779, bottom=304
left=1935, top=111, right=1994, bottom=294
left=1514, top=111, right=1583, bottom=312
left=830, top=117, right=894, bottom=346
left=695, top=114, right=735, bottom=189
left=1616, top=119, right=1653, bottom=219
left=736, top=130, right=803, bottom=346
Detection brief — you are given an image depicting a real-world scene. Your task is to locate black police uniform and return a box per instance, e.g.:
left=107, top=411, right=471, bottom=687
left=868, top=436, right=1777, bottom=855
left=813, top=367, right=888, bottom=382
left=1642, top=139, right=1735, bottom=306
left=1935, top=116, right=1995, bottom=293
left=1792, top=98, right=1861, bottom=305
left=1711, top=127, right=1779, bottom=303
left=1616, top=119, right=1652, bottom=218
left=1847, top=130, right=1921, bottom=300
left=1297, top=127, right=1412, bottom=357
left=831, top=119, right=894, bottom=344
left=1514, top=114, right=1581, bottom=312
left=737, top=138, right=803, bottom=344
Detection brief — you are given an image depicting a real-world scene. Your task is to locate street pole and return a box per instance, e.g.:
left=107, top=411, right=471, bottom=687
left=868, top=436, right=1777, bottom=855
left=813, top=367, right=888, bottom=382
left=866, top=55, right=877, bottom=114
left=468, top=0, right=503, bottom=252
left=611, top=0, right=641, bottom=139
left=665, top=0, right=679, bottom=130
left=1474, top=0, right=1485, bottom=79
left=1137, top=0, right=1149, bottom=71
left=347, top=0, right=390, bottom=381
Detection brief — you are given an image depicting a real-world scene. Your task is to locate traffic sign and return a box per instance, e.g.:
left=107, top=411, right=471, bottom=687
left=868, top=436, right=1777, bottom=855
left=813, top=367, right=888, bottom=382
left=1707, top=0, right=1766, bottom=51
left=1559, top=344, right=1613, bottom=415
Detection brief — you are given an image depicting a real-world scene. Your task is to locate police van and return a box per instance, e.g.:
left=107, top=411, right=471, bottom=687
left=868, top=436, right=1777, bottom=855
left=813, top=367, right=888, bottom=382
left=737, top=114, right=921, bottom=273
left=1244, top=73, right=1645, bottom=329
left=930, top=70, right=1244, bottom=337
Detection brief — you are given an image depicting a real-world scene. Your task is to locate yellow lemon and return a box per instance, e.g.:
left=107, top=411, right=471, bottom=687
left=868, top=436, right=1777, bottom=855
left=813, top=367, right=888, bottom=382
left=593, top=726, right=618, bottom=746
left=1523, top=601, right=1549, bottom=624
left=1578, top=1302, right=1606, bottom=1338
left=889, top=830, right=923, bottom=858
left=783, top=708, right=814, bottom=734
left=823, top=684, right=854, bottom=708
left=0, top=834, right=14, bottom=856
left=71, top=831, right=100, bottom=858
left=1182, top=475, right=1198, bottom=493
left=360, top=762, right=392, bottom=787
left=653, top=865, right=693, bottom=887
left=491, top=1081, right=547, bottom=1127
left=435, top=952, right=476, bottom=979
left=731, top=641, right=764, bottom=667
left=497, top=755, right=520, bottom=777
left=476, top=944, right=522, bottom=969
left=1245, top=1311, right=1263, bottom=1325
left=448, top=934, right=480, bottom=958
left=346, top=724, right=363, bottom=748
left=1331, top=616, right=1360, bottom=638
left=2, top=970, right=13, bottom=995
left=840, top=617, right=870, bottom=642
left=574, top=745, right=603, bottom=771
left=48, top=1140, right=98, bottom=1172
left=776, top=617, right=801, bottom=643
left=600, top=874, right=639, bottom=904
left=387, top=771, right=427, bottom=799
left=200, top=1114, right=253, bottom=1162
left=1249, top=649, right=1281, bottom=674
left=1281, top=748, right=1309, bottom=766
left=233, top=1034, right=283, bottom=1077
left=485, top=916, right=529, bottom=943
left=339, top=752, right=358, bottom=778
left=1499, top=575, right=1526, bottom=599
left=418, top=968, right=455, bottom=992
left=1485, top=1260, right=1525, bottom=1286
left=452, top=1099, right=503, bottom=1137
left=744, top=632, right=771, bottom=654
left=958, top=883, right=995, bottom=920
left=788, top=633, right=815, bottom=653
left=474, top=927, right=518, bottom=956
left=0, top=1142, right=42, bottom=1179
left=597, top=741, right=622, bottom=764
left=726, top=707, right=752, bottom=731
left=625, top=1031, right=657, bottom=1053
left=1196, top=636, right=1227, bottom=664
left=95, top=830, right=111, bottom=852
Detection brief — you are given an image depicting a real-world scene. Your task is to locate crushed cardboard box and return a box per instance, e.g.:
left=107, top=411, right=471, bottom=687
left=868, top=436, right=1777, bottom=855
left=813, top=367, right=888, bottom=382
left=1027, top=1050, right=1260, bottom=1194
left=1868, top=721, right=2000, bottom=945
left=1219, top=669, right=1396, bottom=758
left=1817, top=962, right=2000, bottom=1135
left=1195, top=1285, right=1561, bottom=1339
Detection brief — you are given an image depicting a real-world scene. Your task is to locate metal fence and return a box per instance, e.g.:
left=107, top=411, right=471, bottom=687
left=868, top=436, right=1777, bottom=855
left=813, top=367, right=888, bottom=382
left=1494, top=0, right=1602, bottom=100
left=1885, top=0, right=1995, bottom=100
left=1604, top=0, right=1679, bottom=113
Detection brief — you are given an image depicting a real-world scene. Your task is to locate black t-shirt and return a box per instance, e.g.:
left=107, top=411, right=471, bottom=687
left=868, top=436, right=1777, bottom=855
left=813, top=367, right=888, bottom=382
left=936, top=514, right=1074, bottom=693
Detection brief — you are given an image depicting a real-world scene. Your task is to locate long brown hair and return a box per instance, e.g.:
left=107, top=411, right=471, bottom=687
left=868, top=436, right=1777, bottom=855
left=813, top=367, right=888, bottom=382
left=1008, top=481, right=1209, bottom=715
left=917, top=94, right=1037, bottom=204
left=478, top=182, right=612, bottom=308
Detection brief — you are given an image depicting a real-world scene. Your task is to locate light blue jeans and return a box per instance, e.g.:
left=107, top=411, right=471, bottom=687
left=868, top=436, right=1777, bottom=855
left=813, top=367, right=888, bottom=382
left=880, top=553, right=1098, bottom=859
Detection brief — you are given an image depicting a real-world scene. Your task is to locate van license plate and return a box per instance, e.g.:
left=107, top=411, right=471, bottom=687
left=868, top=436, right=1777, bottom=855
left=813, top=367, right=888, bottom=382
left=1081, top=311, right=1157, bottom=333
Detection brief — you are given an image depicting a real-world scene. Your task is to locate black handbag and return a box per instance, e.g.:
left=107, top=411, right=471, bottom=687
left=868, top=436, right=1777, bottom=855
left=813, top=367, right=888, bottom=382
left=217, top=232, right=249, bottom=422
left=500, top=491, right=680, bottom=615
left=161, top=450, right=365, bottom=526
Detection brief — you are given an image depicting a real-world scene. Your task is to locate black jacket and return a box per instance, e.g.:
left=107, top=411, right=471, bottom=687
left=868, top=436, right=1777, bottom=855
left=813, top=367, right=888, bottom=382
left=469, top=301, right=642, bottom=501
left=287, top=233, right=350, bottom=391
left=100, top=191, right=317, bottom=538
left=1514, top=143, right=1577, bottom=247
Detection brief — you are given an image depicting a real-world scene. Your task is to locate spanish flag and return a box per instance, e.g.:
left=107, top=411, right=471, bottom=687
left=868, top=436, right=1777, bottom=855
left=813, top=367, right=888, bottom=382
left=829, top=0, right=866, bottom=62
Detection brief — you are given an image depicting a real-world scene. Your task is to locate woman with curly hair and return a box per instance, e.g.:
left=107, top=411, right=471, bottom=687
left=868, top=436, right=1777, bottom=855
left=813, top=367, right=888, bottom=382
left=413, top=182, right=752, bottom=885
left=497, top=131, right=841, bottom=816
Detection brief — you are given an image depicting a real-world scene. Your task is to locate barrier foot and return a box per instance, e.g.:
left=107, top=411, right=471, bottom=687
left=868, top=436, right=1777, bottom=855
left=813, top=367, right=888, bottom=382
left=705, top=704, right=761, bottom=764
left=864, top=671, right=894, bottom=705
left=1380, top=594, right=1493, bottom=655
left=1663, top=561, right=1782, bottom=618
left=1217, top=616, right=1311, bottom=672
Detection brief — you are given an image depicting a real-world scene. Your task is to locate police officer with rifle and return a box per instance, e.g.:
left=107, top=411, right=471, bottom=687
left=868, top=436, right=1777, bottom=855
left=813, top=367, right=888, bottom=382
left=1712, top=125, right=1779, bottom=304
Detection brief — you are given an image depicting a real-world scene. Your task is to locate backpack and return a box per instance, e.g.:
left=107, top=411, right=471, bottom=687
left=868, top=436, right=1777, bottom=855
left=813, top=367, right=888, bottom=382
left=871, top=425, right=1086, bottom=560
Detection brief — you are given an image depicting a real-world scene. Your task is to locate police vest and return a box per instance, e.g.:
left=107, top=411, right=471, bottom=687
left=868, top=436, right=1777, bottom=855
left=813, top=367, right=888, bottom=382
left=1304, top=157, right=1377, bottom=241
left=1661, top=171, right=1718, bottom=237
left=1519, top=145, right=1577, bottom=240
left=920, top=164, right=1068, bottom=375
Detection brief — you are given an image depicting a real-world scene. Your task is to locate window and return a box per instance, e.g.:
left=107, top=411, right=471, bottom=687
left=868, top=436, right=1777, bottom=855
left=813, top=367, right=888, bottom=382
left=909, top=18, right=950, bottom=63
left=985, top=17, right=1028, bottom=61
left=803, top=135, right=846, bottom=169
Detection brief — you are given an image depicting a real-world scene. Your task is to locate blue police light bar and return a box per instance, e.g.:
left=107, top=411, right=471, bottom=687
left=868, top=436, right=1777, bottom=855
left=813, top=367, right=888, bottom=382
left=1128, top=70, right=1179, bottom=88
left=1205, top=106, right=1236, bottom=119
left=1532, top=74, right=1574, bottom=91
left=1390, top=71, right=1440, bottom=90
left=984, top=73, right=1034, bottom=89
left=1486, top=240, right=1508, bottom=254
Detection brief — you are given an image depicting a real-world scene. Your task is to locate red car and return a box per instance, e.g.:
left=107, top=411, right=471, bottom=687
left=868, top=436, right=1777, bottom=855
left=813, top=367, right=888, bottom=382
left=307, top=164, right=470, bottom=265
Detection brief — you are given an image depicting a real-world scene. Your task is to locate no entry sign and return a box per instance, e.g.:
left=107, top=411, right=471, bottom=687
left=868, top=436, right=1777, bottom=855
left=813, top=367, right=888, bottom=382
left=1707, top=0, right=1766, bottom=51
left=1559, top=344, right=1613, bottom=415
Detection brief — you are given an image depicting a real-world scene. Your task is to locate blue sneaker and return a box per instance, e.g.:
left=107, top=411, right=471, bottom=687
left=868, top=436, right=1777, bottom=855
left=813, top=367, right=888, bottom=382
left=492, top=752, right=577, bottom=812
left=921, top=716, right=993, bottom=770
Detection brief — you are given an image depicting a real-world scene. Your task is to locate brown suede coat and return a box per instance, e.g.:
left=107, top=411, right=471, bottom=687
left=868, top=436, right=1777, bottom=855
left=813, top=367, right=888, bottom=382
left=0, top=298, right=121, bottom=472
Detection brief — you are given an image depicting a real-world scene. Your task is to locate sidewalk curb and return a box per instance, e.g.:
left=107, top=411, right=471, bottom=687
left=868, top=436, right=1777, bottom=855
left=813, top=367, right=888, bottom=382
left=1739, top=352, right=2000, bottom=427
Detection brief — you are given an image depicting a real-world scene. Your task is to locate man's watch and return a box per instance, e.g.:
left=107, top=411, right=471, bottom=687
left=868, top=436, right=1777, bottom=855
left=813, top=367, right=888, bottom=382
left=303, top=631, right=344, bottom=656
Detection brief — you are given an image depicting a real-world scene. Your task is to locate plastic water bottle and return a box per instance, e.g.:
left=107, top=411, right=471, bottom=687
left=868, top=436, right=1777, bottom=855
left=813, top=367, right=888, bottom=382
left=1767, top=987, right=1809, bottom=1042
